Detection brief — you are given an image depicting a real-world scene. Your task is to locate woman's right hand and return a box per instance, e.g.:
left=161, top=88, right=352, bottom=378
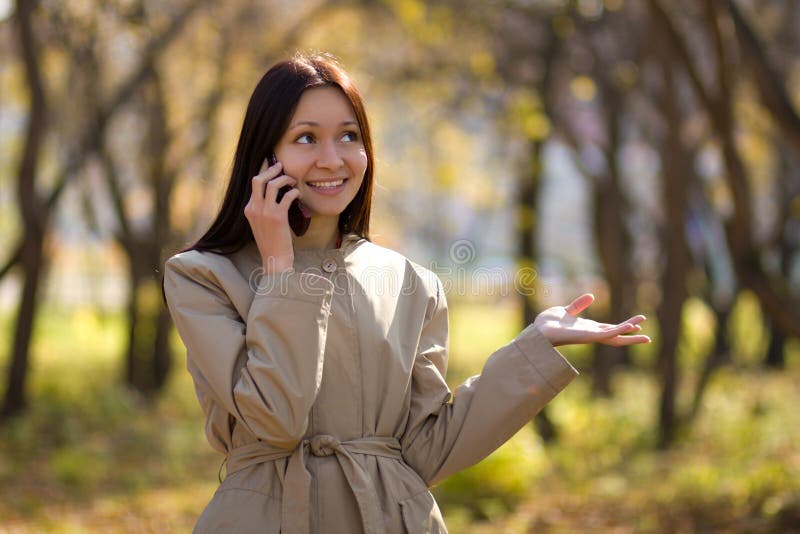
left=532, top=293, right=650, bottom=347
left=244, top=158, right=300, bottom=273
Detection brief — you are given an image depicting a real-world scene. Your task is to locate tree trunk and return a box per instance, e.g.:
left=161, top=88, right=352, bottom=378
left=2, top=237, right=45, bottom=417
left=516, top=140, right=557, bottom=442
left=2, top=0, right=47, bottom=419
left=590, top=87, right=633, bottom=397
left=513, top=22, right=562, bottom=443
left=591, top=180, right=631, bottom=395
left=653, top=54, right=693, bottom=449
left=123, top=68, right=174, bottom=395
left=764, top=323, right=785, bottom=369
left=153, top=305, right=173, bottom=390
left=655, top=219, right=689, bottom=448
left=518, top=141, right=543, bottom=327
left=126, top=271, right=171, bottom=394
left=689, top=303, right=733, bottom=420
left=125, top=273, right=143, bottom=389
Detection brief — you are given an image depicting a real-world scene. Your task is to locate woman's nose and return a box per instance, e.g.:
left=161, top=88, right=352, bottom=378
left=315, top=141, right=344, bottom=169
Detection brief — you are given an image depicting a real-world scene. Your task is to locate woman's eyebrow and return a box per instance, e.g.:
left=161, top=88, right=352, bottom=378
left=288, top=120, right=359, bottom=129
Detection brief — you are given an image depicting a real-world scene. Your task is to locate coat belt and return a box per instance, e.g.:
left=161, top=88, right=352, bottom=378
left=224, top=435, right=402, bottom=533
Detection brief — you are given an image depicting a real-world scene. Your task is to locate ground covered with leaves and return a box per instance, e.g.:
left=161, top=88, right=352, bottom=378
left=1, top=299, right=798, bottom=532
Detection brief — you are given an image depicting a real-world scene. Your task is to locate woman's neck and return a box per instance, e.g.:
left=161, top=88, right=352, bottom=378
left=292, top=215, right=340, bottom=251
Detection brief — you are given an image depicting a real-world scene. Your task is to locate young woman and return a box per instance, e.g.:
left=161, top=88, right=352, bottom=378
left=163, top=53, right=650, bottom=534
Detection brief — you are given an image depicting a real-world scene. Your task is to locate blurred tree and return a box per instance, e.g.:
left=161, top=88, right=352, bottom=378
left=764, top=145, right=800, bottom=368
left=729, top=0, right=800, bottom=369
left=3, top=0, right=47, bottom=418
left=557, top=5, right=640, bottom=397
left=640, top=0, right=800, bottom=444
left=686, top=188, right=736, bottom=420
left=107, top=65, right=175, bottom=393
left=89, top=3, right=233, bottom=394
left=1, top=0, right=208, bottom=417
left=648, top=47, right=695, bottom=449
left=489, top=3, right=562, bottom=440
left=648, top=0, right=800, bottom=339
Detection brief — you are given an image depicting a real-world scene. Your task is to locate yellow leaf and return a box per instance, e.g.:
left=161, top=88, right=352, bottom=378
left=516, top=205, right=535, bottom=232
left=552, top=15, right=575, bottom=38
left=393, top=0, right=425, bottom=26
left=470, top=51, right=495, bottom=80
left=571, top=76, right=597, bottom=102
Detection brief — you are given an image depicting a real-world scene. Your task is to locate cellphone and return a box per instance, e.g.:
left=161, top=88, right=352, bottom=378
left=269, top=154, right=311, bottom=236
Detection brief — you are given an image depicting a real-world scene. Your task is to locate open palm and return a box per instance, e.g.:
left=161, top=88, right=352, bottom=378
left=533, top=293, right=651, bottom=347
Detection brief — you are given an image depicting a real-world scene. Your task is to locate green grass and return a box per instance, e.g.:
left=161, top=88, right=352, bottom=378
left=0, top=305, right=218, bottom=531
left=1, top=297, right=799, bottom=532
left=437, top=296, right=800, bottom=532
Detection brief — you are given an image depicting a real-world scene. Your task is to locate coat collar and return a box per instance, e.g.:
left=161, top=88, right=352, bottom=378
left=238, top=233, right=367, bottom=266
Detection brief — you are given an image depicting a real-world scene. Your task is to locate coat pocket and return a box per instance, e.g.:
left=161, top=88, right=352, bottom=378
left=399, top=489, right=447, bottom=534
left=193, top=488, right=281, bottom=534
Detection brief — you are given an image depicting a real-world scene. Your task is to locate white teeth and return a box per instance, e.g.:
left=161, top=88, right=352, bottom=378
left=309, top=179, right=345, bottom=188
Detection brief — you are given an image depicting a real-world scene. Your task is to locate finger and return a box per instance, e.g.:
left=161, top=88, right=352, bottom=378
left=264, top=174, right=297, bottom=201
left=251, top=175, right=268, bottom=207
left=598, top=315, right=647, bottom=331
left=564, top=293, right=594, bottom=317
left=251, top=171, right=291, bottom=203
left=602, top=334, right=651, bottom=346
left=592, top=322, right=640, bottom=340
left=598, top=323, right=642, bottom=332
left=624, top=314, right=647, bottom=325
left=256, top=159, right=283, bottom=181
left=600, top=323, right=641, bottom=333
left=278, top=187, right=300, bottom=208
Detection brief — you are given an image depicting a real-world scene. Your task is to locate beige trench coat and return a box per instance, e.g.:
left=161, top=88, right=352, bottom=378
left=163, top=234, right=578, bottom=534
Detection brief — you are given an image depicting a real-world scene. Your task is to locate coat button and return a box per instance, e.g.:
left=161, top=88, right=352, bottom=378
left=322, top=258, right=337, bottom=273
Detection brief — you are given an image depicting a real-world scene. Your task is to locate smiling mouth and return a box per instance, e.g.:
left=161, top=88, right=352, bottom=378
left=307, top=178, right=347, bottom=189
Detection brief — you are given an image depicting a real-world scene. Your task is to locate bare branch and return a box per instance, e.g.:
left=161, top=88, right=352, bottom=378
left=0, top=0, right=210, bottom=279
left=646, top=0, right=718, bottom=116
left=723, top=0, right=800, bottom=151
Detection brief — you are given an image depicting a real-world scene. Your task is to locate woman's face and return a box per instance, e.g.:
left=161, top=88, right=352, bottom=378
left=273, top=86, right=368, bottom=220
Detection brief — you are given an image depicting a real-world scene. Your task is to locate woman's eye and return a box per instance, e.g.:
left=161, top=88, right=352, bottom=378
left=340, top=131, right=359, bottom=142
left=296, top=134, right=314, bottom=144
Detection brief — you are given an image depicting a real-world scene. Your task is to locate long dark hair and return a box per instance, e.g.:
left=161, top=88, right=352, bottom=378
left=184, top=53, right=374, bottom=255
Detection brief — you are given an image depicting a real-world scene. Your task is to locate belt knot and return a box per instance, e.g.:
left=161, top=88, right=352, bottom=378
left=224, top=435, right=402, bottom=533
left=307, top=434, right=338, bottom=457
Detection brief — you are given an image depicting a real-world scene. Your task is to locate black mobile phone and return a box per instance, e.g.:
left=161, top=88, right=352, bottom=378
left=269, top=154, right=311, bottom=236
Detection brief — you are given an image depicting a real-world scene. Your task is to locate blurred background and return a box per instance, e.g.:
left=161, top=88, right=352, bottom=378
left=1, top=0, right=799, bottom=532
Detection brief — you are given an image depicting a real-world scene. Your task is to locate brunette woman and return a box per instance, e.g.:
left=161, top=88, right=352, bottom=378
left=163, top=53, right=649, bottom=533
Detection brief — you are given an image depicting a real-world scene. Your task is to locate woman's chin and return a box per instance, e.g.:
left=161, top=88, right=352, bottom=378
left=305, top=209, right=344, bottom=226
left=304, top=199, right=357, bottom=220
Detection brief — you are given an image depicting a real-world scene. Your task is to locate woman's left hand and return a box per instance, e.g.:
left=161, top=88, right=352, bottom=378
left=533, top=293, right=651, bottom=347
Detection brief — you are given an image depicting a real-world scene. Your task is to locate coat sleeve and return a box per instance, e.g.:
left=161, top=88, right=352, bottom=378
left=400, top=277, right=578, bottom=487
left=163, top=252, right=334, bottom=450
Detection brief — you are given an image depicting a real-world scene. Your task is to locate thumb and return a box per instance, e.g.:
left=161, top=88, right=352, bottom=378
left=564, top=293, right=594, bottom=316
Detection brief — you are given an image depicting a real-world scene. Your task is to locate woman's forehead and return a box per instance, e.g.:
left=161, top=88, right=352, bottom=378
left=289, top=87, right=357, bottom=125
